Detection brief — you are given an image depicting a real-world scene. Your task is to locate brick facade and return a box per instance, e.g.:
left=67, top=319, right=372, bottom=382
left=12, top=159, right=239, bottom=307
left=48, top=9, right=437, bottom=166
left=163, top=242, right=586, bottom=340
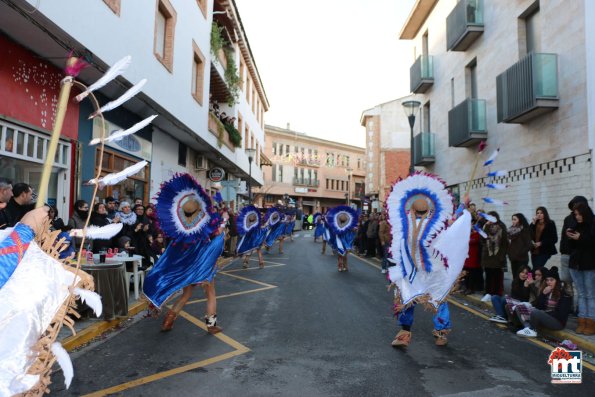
left=382, top=150, right=410, bottom=200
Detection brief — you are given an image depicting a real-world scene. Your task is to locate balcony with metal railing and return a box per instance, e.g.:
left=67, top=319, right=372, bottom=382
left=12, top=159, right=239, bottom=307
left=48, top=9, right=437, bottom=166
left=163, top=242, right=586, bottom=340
left=496, top=53, right=559, bottom=123
left=413, top=132, right=435, bottom=165
left=410, top=55, right=434, bottom=93
left=293, top=177, right=320, bottom=187
left=448, top=98, right=487, bottom=147
left=446, top=0, right=484, bottom=51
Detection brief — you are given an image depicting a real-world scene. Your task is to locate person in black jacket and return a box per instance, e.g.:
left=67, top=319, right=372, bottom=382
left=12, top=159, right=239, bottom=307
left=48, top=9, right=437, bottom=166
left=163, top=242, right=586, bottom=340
left=529, top=206, right=557, bottom=270
left=48, top=206, right=66, bottom=232
left=489, top=264, right=532, bottom=324
left=90, top=203, right=113, bottom=253
left=559, top=196, right=587, bottom=311
left=566, top=202, right=595, bottom=335
left=0, top=183, right=34, bottom=229
left=516, top=266, right=571, bottom=337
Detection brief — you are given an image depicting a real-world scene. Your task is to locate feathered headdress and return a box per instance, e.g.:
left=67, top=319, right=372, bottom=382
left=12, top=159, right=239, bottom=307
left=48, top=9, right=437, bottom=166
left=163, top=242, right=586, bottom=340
left=325, top=206, right=358, bottom=235
left=156, top=173, right=215, bottom=243
left=236, top=205, right=261, bottom=234
left=313, top=212, right=322, bottom=224
left=264, top=207, right=282, bottom=227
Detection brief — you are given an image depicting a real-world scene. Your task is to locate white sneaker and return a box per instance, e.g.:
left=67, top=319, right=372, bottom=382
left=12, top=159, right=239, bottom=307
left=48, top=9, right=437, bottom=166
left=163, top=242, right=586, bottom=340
left=516, top=327, right=537, bottom=338
left=381, top=269, right=387, bottom=274
left=489, top=315, right=507, bottom=324
left=480, top=294, right=492, bottom=302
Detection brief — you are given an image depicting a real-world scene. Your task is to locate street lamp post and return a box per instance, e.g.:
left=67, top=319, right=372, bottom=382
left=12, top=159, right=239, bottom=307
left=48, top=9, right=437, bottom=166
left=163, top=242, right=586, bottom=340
left=346, top=167, right=353, bottom=206
left=246, top=148, right=256, bottom=203
left=402, top=99, right=421, bottom=175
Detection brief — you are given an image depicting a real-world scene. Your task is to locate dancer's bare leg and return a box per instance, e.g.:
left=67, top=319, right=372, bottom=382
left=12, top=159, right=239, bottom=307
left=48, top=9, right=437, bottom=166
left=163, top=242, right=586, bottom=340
left=202, top=281, right=221, bottom=334
left=257, top=248, right=264, bottom=268
left=321, top=240, right=326, bottom=254
left=343, top=254, right=348, bottom=271
left=242, top=253, right=250, bottom=268
left=162, top=285, right=194, bottom=331
left=278, top=238, right=284, bottom=254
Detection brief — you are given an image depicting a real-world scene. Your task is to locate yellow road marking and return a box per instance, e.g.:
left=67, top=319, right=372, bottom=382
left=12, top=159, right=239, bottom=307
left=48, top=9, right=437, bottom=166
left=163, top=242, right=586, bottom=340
left=219, top=270, right=277, bottom=288
left=224, top=262, right=287, bottom=273
left=448, top=298, right=595, bottom=372
left=177, top=310, right=251, bottom=352
left=186, top=286, right=276, bottom=305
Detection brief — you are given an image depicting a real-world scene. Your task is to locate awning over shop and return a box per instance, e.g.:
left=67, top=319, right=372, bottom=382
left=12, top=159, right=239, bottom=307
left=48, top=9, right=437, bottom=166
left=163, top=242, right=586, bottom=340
left=260, top=153, right=273, bottom=167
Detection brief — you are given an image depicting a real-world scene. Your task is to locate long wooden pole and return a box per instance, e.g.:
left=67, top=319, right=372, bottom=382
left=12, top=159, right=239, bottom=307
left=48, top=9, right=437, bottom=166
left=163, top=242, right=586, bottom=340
left=36, top=76, right=73, bottom=207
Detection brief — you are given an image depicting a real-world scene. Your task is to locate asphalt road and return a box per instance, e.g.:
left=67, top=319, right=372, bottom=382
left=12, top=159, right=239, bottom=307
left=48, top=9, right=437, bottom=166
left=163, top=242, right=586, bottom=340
left=51, top=232, right=594, bottom=396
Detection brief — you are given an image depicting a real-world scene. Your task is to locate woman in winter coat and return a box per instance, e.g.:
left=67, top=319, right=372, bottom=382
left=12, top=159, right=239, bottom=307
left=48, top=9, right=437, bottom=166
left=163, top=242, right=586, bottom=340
left=489, top=264, right=532, bottom=324
left=462, top=224, right=483, bottom=294
left=90, top=203, right=113, bottom=253
left=507, top=213, right=532, bottom=277
left=481, top=211, right=508, bottom=300
left=67, top=200, right=89, bottom=251
left=566, top=202, right=595, bottom=335
left=516, top=266, right=572, bottom=338
left=529, top=206, right=558, bottom=270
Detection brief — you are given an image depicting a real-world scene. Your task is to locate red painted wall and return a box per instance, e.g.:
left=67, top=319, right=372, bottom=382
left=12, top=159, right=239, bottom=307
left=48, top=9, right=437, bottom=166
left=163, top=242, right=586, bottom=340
left=0, top=34, right=79, bottom=139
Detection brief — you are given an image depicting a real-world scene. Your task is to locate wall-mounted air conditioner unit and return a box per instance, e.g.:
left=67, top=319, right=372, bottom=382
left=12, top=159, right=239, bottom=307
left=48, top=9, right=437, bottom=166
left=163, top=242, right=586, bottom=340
left=195, top=155, right=209, bottom=171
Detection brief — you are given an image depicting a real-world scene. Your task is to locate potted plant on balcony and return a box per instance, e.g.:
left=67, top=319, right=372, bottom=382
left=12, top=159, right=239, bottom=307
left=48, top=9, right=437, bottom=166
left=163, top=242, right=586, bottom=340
left=211, top=22, right=240, bottom=107
left=223, top=121, right=242, bottom=147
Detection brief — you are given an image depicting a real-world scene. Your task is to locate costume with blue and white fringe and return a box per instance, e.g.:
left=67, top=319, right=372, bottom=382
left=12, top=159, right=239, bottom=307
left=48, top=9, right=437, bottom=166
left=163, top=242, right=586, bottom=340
left=264, top=208, right=284, bottom=248
left=386, top=173, right=471, bottom=331
left=235, top=206, right=267, bottom=255
left=325, top=206, right=358, bottom=256
left=313, top=212, right=325, bottom=240
left=143, top=174, right=225, bottom=309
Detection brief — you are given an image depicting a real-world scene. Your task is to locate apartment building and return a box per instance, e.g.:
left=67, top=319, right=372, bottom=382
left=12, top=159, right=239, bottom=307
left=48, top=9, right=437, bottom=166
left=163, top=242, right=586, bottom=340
left=256, top=125, right=366, bottom=215
left=0, top=0, right=267, bottom=213
left=361, top=97, right=414, bottom=210
left=399, top=0, right=595, bottom=227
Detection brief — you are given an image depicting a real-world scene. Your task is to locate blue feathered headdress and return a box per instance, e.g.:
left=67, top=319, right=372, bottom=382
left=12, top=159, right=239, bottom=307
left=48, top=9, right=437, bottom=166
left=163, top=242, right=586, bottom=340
left=325, top=205, right=358, bottom=235
left=156, top=173, right=216, bottom=243
left=236, top=205, right=261, bottom=234
left=264, top=207, right=282, bottom=227
left=313, top=212, right=322, bottom=223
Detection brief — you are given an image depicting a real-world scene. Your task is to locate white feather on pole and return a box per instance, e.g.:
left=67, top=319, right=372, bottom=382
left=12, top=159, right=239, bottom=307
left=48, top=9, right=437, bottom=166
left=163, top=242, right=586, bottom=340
left=483, top=148, right=500, bottom=166
left=88, top=160, right=147, bottom=188
left=88, top=79, right=147, bottom=119
left=477, top=211, right=497, bottom=223
left=487, top=170, right=508, bottom=177
left=51, top=342, right=73, bottom=389
left=89, top=115, right=157, bottom=146
left=70, top=223, right=123, bottom=240
left=75, top=55, right=132, bottom=102
left=486, top=183, right=508, bottom=190
left=74, top=288, right=103, bottom=317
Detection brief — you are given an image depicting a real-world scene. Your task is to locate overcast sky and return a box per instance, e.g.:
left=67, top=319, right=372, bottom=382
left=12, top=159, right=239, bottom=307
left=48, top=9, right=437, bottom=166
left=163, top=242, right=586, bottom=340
left=235, top=0, right=416, bottom=148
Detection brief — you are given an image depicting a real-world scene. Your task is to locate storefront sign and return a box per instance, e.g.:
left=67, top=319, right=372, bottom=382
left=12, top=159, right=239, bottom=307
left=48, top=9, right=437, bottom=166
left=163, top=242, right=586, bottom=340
left=92, top=118, right=152, bottom=161
left=294, top=187, right=307, bottom=194
left=208, top=167, right=225, bottom=182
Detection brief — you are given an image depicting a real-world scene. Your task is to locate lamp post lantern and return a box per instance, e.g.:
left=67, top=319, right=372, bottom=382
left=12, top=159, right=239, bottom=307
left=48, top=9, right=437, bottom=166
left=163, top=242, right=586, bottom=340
left=246, top=148, right=256, bottom=203
left=402, top=99, right=421, bottom=175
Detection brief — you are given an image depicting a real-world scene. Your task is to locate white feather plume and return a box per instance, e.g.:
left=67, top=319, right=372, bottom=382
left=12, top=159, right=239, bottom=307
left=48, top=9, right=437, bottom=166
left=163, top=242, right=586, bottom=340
left=70, top=223, right=123, bottom=240
left=483, top=148, right=500, bottom=166
left=51, top=342, right=73, bottom=389
left=76, top=55, right=132, bottom=102
left=89, top=79, right=147, bottom=118
left=89, top=115, right=157, bottom=146
left=477, top=211, right=497, bottom=223
left=486, top=183, right=508, bottom=190
left=74, top=287, right=103, bottom=317
left=88, top=160, right=147, bottom=187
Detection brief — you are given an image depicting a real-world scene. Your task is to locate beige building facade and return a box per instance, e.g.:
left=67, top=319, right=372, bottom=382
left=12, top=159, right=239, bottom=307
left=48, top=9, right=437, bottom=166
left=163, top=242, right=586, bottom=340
left=256, top=125, right=366, bottom=215
left=399, top=0, right=595, bottom=228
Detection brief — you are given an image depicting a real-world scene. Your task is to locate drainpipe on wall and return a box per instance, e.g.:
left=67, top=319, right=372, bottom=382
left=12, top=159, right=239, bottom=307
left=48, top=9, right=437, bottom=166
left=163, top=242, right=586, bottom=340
left=587, top=0, right=595, bottom=205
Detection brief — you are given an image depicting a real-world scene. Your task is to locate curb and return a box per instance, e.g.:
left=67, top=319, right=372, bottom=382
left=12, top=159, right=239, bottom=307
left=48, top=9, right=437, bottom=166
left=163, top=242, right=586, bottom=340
left=455, top=292, right=595, bottom=354
left=62, top=300, right=148, bottom=352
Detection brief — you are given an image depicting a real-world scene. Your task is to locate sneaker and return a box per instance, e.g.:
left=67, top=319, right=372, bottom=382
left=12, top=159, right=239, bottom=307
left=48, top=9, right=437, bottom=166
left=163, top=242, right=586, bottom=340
left=516, top=327, right=537, bottom=338
left=480, top=293, right=492, bottom=302
left=381, top=269, right=387, bottom=274
left=489, top=315, right=507, bottom=324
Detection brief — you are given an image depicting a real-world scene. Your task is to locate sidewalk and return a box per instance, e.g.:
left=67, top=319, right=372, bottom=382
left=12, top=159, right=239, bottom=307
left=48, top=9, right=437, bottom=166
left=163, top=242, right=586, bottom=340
left=60, top=256, right=236, bottom=352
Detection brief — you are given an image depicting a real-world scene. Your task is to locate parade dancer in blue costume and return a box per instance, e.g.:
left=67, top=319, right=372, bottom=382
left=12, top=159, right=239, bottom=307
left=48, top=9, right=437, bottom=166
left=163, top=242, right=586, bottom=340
left=386, top=173, right=471, bottom=347
left=326, top=206, right=358, bottom=272
left=313, top=212, right=324, bottom=242
left=264, top=207, right=284, bottom=254
left=143, top=174, right=226, bottom=333
left=285, top=212, right=296, bottom=242
left=236, top=205, right=267, bottom=269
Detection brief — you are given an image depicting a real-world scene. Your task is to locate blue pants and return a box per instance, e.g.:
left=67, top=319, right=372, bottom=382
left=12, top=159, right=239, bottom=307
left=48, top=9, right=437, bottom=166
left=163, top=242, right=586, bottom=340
left=491, top=295, right=507, bottom=318
left=398, top=302, right=451, bottom=331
